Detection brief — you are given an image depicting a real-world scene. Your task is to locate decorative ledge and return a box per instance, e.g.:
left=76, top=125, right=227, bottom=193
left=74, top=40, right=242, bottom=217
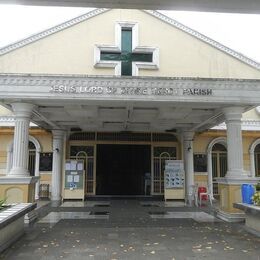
left=234, top=203, right=260, bottom=216
left=0, top=203, right=36, bottom=229
left=216, top=177, right=260, bottom=185
left=0, top=176, right=39, bottom=185
left=234, top=203, right=260, bottom=235
left=0, top=203, right=36, bottom=253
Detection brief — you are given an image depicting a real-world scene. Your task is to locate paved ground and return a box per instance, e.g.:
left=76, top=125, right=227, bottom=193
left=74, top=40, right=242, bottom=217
left=1, top=199, right=259, bottom=260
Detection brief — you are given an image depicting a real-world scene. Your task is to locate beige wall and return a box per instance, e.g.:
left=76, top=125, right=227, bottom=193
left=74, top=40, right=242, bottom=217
left=0, top=9, right=260, bottom=79
left=193, top=131, right=260, bottom=174
left=0, top=106, right=12, bottom=116
left=243, top=108, right=260, bottom=120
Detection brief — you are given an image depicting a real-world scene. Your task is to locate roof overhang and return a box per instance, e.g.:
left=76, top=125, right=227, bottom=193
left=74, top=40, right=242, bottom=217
left=1, top=0, right=260, bottom=14
left=1, top=74, right=259, bottom=132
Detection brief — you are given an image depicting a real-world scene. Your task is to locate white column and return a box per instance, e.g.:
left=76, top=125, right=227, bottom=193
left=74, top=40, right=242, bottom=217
left=207, top=151, right=214, bottom=199
left=51, top=130, right=64, bottom=201
left=223, top=107, right=247, bottom=178
left=8, top=103, right=35, bottom=177
left=183, top=131, right=195, bottom=205
left=6, top=146, right=13, bottom=174
left=35, top=151, right=40, bottom=200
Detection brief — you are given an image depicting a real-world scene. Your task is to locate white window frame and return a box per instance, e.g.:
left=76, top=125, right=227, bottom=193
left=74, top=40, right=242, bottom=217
left=94, top=21, right=159, bottom=76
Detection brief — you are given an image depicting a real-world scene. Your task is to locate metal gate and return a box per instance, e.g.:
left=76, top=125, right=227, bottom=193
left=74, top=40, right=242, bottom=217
left=152, top=146, right=177, bottom=195
left=70, top=145, right=95, bottom=195
left=212, top=151, right=227, bottom=196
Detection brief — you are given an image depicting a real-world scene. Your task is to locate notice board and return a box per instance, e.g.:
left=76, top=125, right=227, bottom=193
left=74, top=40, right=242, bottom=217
left=164, top=160, right=185, bottom=200
left=63, top=159, right=85, bottom=200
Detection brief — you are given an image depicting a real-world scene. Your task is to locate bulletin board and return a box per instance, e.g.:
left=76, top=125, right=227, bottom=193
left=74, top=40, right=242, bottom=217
left=164, top=160, right=185, bottom=200
left=63, top=159, right=85, bottom=200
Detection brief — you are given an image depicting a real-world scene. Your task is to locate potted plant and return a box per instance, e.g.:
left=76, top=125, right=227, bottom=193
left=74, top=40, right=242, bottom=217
left=0, top=198, right=7, bottom=211
left=252, top=191, right=260, bottom=206
left=255, top=182, right=260, bottom=192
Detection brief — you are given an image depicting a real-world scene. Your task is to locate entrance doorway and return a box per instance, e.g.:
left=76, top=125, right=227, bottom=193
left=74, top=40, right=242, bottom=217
left=212, top=143, right=227, bottom=196
left=96, top=144, right=151, bottom=195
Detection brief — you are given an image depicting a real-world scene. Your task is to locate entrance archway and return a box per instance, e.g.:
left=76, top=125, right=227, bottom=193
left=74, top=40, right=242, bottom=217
left=249, top=138, right=260, bottom=177
left=206, top=137, right=227, bottom=199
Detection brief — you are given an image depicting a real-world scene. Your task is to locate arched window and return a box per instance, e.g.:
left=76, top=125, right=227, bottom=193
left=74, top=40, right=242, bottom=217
left=255, top=144, right=260, bottom=177
left=28, top=141, right=36, bottom=176
left=212, top=143, right=227, bottom=196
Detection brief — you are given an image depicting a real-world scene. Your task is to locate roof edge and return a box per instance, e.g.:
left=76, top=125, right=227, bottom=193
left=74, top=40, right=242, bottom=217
left=0, top=8, right=109, bottom=56
left=144, top=10, right=260, bottom=71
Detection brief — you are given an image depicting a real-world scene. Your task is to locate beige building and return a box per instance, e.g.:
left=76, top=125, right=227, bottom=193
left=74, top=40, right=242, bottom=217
left=0, top=9, right=259, bottom=221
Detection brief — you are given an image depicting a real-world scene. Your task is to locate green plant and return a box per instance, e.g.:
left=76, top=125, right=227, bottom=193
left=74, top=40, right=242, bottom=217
left=255, top=182, right=260, bottom=192
left=252, top=191, right=260, bottom=206
left=0, top=198, right=7, bottom=209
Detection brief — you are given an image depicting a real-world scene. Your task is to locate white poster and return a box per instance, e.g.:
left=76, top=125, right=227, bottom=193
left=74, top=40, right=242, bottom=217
left=70, top=161, right=77, bottom=171
left=77, top=163, right=83, bottom=171
left=67, top=175, right=73, bottom=182
left=164, top=160, right=185, bottom=188
left=65, top=163, right=71, bottom=171
left=73, top=175, right=80, bottom=183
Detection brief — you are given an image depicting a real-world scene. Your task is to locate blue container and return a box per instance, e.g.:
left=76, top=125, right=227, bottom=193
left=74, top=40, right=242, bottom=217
left=241, top=184, right=255, bottom=204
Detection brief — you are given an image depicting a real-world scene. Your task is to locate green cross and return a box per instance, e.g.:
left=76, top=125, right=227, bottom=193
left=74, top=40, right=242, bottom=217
left=100, top=28, right=153, bottom=76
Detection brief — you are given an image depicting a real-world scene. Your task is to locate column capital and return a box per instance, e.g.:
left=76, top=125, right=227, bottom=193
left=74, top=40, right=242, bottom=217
left=52, top=129, right=65, bottom=139
left=222, top=106, right=244, bottom=121
left=11, top=102, right=35, bottom=118
left=183, top=131, right=194, bottom=141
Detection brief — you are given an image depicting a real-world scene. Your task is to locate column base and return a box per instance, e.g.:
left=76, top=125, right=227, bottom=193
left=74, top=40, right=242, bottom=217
left=0, top=176, right=39, bottom=204
left=51, top=200, right=62, bottom=207
left=217, top=210, right=245, bottom=222
left=225, top=170, right=251, bottom=179
left=8, top=167, right=30, bottom=177
left=216, top=177, right=259, bottom=221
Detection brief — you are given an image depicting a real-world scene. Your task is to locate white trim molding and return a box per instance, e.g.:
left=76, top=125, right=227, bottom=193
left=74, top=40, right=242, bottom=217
left=212, top=120, right=260, bottom=131
left=144, top=10, right=260, bottom=71
left=94, top=21, right=159, bottom=76
left=0, top=8, right=109, bottom=56
left=0, top=176, right=39, bottom=185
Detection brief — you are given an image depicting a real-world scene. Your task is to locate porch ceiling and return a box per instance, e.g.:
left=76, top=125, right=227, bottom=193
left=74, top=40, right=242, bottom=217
left=1, top=0, right=260, bottom=14
left=30, top=101, right=222, bottom=132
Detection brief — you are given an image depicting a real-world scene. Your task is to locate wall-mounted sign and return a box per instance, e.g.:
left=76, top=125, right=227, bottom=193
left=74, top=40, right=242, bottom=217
left=194, top=154, right=207, bottom=172
left=39, top=153, right=53, bottom=171
left=50, top=85, right=213, bottom=96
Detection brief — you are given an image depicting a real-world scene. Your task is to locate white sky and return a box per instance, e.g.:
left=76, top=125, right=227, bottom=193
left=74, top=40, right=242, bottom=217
left=0, top=5, right=260, bottom=62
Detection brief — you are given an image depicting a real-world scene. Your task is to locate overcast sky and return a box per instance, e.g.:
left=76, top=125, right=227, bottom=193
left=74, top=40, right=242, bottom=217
left=0, top=5, right=260, bottom=62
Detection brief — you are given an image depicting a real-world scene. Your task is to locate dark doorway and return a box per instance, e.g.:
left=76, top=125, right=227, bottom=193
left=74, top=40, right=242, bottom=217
left=96, top=144, right=151, bottom=195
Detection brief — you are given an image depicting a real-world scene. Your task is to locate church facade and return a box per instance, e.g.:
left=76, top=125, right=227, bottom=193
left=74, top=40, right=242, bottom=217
left=0, top=9, right=260, bottom=221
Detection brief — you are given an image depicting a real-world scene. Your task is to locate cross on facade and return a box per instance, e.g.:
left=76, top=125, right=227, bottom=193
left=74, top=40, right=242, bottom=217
left=94, top=22, right=159, bottom=76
